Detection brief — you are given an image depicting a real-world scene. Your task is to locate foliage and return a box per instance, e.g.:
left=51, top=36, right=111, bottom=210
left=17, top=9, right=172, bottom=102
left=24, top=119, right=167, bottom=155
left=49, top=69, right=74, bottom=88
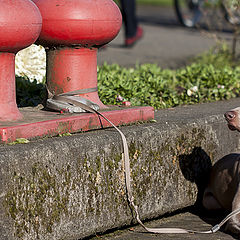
left=16, top=46, right=240, bottom=110
left=58, top=133, right=72, bottom=137
left=16, top=76, right=45, bottom=107
left=136, top=0, right=172, bottom=6
left=114, top=0, right=172, bottom=6
left=8, top=138, right=30, bottom=145
left=193, top=44, right=237, bottom=67
left=97, top=60, right=240, bottom=109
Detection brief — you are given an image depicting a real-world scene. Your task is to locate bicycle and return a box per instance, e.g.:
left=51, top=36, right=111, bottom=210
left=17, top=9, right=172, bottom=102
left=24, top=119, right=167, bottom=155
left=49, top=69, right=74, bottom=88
left=174, top=0, right=240, bottom=28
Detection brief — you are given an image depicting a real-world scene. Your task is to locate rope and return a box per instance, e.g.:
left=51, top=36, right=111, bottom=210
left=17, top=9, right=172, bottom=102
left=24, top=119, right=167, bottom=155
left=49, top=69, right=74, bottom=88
left=50, top=92, right=240, bottom=234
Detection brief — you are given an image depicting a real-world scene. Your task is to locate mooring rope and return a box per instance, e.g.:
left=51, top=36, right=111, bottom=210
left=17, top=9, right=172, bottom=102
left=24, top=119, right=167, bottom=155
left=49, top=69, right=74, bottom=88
left=50, top=91, right=240, bottom=234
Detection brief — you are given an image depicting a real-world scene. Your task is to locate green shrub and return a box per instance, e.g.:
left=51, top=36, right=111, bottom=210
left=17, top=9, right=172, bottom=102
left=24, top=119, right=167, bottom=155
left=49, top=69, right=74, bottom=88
left=16, top=76, right=45, bottom=107
left=16, top=47, right=240, bottom=109
left=98, top=62, right=240, bottom=109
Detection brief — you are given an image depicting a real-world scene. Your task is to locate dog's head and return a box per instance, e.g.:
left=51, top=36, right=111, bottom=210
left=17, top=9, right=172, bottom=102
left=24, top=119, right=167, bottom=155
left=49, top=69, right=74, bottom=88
left=225, top=107, right=240, bottom=132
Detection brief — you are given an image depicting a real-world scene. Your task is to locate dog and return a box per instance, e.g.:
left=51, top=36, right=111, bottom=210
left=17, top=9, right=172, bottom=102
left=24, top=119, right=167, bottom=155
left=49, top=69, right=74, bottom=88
left=202, top=107, right=240, bottom=235
left=225, top=107, right=240, bottom=132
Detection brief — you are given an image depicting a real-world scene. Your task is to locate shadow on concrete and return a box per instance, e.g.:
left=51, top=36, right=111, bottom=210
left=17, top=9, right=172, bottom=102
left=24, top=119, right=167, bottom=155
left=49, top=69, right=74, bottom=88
left=137, top=5, right=182, bottom=28
left=178, top=147, right=212, bottom=207
left=138, top=15, right=180, bottom=28
left=179, top=148, right=239, bottom=239
left=84, top=147, right=240, bottom=239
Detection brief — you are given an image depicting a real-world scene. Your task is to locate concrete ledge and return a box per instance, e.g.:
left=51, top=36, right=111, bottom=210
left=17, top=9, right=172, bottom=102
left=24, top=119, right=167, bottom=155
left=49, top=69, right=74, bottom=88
left=1, top=98, right=240, bottom=240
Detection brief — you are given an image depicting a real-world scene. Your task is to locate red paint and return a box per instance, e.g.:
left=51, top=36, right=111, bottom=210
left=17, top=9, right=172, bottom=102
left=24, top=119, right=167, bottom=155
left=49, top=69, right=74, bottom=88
left=0, top=53, right=22, bottom=121
left=0, top=0, right=42, bottom=121
left=0, top=0, right=42, bottom=53
left=32, top=0, right=122, bottom=47
left=46, top=47, right=104, bottom=108
left=0, top=106, right=154, bottom=143
left=33, top=0, right=122, bottom=108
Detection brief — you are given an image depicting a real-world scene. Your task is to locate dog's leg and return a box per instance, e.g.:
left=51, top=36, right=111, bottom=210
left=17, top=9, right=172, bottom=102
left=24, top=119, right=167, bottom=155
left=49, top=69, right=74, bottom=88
left=202, top=187, right=222, bottom=210
left=225, top=185, right=240, bottom=235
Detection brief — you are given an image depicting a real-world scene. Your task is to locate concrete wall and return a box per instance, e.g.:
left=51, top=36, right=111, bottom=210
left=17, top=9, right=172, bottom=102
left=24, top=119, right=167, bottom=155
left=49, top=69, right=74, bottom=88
left=1, top=99, right=240, bottom=240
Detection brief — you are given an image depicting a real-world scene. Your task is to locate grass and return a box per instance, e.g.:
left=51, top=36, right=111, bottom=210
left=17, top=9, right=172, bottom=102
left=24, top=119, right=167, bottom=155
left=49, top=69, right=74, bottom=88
left=16, top=45, right=240, bottom=110
left=136, top=0, right=172, bottom=6
left=114, top=0, right=172, bottom=7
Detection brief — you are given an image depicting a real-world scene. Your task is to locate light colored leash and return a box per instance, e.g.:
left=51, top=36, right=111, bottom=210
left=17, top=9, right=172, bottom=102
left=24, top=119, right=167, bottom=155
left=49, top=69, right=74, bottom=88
left=50, top=89, right=240, bottom=234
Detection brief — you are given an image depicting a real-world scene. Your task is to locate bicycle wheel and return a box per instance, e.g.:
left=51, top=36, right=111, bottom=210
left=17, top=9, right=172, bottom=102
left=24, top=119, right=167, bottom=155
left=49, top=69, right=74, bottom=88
left=174, top=0, right=203, bottom=27
left=221, top=0, right=240, bottom=25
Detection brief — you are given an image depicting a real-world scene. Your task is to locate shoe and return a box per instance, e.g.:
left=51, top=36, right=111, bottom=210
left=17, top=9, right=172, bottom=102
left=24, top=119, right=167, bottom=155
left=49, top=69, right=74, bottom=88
left=125, top=26, right=143, bottom=47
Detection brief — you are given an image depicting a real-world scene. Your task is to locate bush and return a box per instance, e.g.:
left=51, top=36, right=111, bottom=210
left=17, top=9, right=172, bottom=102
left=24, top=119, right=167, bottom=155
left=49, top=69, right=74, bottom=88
left=16, top=76, right=45, bottom=107
left=98, top=62, right=240, bottom=109
left=16, top=47, right=240, bottom=109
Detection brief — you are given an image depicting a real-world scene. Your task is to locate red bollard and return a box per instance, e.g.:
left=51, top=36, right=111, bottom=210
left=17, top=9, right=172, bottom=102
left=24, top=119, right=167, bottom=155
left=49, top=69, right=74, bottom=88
left=0, top=0, right=42, bottom=121
left=0, top=0, right=153, bottom=143
left=32, top=0, right=122, bottom=108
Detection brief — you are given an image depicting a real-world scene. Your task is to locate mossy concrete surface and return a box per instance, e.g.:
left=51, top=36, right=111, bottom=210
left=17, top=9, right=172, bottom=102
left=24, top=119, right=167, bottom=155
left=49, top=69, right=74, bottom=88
left=1, top=98, right=240, bottom=240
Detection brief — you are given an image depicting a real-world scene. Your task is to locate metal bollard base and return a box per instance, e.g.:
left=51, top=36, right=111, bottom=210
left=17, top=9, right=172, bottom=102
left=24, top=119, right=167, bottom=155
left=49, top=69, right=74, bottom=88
left=0, top=106, right=154, bottom=143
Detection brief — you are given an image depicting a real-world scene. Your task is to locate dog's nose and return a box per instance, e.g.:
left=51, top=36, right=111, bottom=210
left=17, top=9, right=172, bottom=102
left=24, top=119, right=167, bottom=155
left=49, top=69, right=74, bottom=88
left=225, top=111, right=236, bottom=121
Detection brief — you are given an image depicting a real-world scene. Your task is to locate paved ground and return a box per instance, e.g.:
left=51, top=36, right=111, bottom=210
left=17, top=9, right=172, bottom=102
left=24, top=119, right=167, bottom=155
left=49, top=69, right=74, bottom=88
left=98, top=5, right=233, bottom=69
left=87, top=209, right=237, bottom=240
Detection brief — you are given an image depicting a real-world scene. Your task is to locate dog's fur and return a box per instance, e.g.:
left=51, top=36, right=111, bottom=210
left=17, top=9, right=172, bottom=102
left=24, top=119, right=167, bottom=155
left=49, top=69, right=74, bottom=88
left=225, top=107, right=240, bottom=132
left=202, top=107, right=240, bottom=235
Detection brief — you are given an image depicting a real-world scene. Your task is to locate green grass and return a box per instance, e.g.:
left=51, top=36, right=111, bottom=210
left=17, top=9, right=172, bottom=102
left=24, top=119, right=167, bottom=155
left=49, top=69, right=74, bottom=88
left=97, top=45, right=240, bottom=109
left=137, top=0, right=172, bottom=6
left=97, top=62, right=240, bottom=109
left=16, top=45, right=240, bottom=110
left=114, top=0, right=172, bottom=7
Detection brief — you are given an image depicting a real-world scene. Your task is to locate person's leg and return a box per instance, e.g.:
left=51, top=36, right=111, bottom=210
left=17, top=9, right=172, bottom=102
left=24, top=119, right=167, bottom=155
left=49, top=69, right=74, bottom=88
left=120, top=0, right=138, bottom=38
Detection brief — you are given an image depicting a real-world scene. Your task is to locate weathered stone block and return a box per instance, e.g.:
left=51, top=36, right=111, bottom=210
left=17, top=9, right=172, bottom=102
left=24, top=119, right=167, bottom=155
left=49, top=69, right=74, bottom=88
left=1, top=99, right=240, bottom=240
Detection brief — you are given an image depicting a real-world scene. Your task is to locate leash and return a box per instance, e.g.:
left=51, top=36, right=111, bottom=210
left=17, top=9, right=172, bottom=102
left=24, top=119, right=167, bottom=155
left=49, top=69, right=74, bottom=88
left=48, top=89, right=240, bottom=234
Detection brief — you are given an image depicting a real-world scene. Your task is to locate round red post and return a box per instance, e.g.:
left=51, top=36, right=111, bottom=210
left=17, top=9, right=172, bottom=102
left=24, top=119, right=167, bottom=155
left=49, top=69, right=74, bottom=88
left=0, top=0, right=42, bottom=121
left=33, top=0, right=122, bottom=109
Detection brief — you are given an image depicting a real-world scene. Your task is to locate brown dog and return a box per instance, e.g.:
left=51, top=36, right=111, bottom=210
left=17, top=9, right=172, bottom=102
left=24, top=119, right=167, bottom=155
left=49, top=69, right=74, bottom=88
left=225, top=107, right=240, bottom=132
left=202, top=107, right=240, bottom=235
